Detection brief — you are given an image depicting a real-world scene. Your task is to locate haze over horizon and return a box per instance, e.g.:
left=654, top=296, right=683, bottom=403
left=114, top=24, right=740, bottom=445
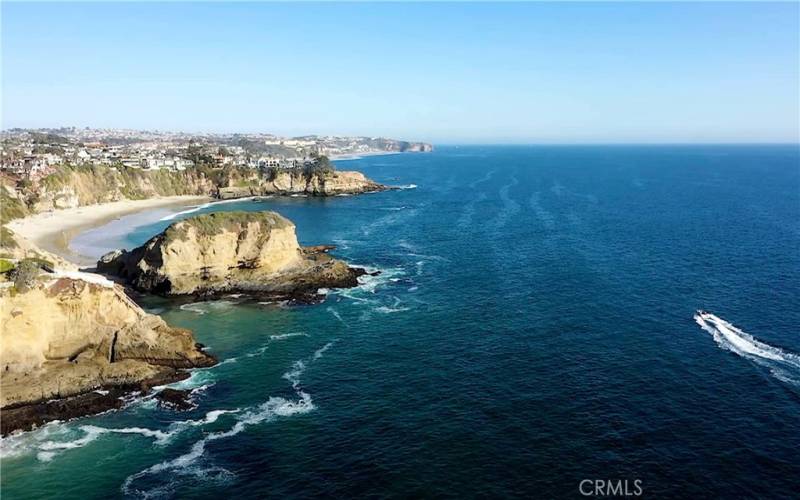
left=2, top=2, right=798, bottom=144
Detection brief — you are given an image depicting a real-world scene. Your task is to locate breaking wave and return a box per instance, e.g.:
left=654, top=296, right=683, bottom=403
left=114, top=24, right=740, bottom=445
left=375, top=305, right=411, bottom=314
left=122, top=343, right=330, bottom=496
left=179, top=300, right=238, bottom=315
left=269, top=332, right=307, bottom=341
left=694, top=311, right=800, bottom=386
left=160, top=197, right=263, bottom=222
left=0, top=408, right=242, bottom=463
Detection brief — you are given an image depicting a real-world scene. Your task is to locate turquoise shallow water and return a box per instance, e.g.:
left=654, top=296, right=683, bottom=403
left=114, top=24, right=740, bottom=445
left=2, top=145, right=800, bottom=498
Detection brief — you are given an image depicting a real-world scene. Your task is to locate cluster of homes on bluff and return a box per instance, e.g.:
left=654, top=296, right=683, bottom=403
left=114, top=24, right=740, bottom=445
left=0, top=127, right=432, bottom=181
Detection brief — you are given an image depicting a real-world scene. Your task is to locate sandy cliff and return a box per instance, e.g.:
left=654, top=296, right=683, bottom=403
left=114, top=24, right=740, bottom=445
left=98, top=211, right=365, bottom=301
left=0, top=165, right=386, bottom=224
left=217, top=170, right=386, bottom=199
left=0, top=272, right=215, bottom=434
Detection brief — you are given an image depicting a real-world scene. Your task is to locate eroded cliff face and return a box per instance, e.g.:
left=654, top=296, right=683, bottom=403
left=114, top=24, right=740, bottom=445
left=31, top=167, right=217, bottom=212
left=2, top=166, right=386, bottom=222
left=99, top=211, right=364, bottom=300
left=0, top=274, right=215, bottom=434
left=217, top=170, right=386, bottom=199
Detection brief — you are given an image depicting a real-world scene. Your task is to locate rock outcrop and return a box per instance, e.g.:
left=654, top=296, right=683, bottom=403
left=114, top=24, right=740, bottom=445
left=216, top=170, right=386, bottom=199
left=0, top=272, right=215, bottom=435
left=0, top=226, right=78, bottom=271
left=98, top=211, right=365, bottom=302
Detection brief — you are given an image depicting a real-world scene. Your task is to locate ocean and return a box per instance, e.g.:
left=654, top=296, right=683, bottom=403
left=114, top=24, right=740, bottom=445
left=2, top=145, right=799, bottom=498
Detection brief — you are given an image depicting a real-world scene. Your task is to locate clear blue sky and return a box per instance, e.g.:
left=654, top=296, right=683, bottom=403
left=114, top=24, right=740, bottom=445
left=2, top=2, right=798, bottom=143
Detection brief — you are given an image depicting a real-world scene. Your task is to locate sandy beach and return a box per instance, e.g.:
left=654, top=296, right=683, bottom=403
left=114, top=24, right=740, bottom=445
left=7, top=195, right=211, bottom=266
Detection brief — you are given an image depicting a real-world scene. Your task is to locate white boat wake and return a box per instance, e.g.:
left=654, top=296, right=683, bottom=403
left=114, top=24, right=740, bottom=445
left=694, top=311, right=800, bottom=386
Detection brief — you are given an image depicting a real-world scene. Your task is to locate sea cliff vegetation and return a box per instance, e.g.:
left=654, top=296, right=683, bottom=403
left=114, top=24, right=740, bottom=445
left=0, top=156, right=383, bottom=226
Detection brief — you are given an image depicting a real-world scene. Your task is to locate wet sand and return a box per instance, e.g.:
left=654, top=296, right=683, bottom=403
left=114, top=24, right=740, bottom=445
left=6, top=196, right=211, bottom=266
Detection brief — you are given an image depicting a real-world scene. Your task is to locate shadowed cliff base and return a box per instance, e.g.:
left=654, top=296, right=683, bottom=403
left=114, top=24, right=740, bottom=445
left=0, top=273, right=216, bottom=436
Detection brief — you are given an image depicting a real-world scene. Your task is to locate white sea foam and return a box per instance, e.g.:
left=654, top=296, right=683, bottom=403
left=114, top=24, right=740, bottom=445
left=269, top=332, right=307, bottom=341
left=375, top=306, right=411, bottom=314
left=9, top=406, right=243, bottom=464
left=179, top=302, right=209, bottom=315
left=1, top=423, right=65, bottom=461
left=214, top=357, right=239, bottom=367
left=356, top=266, right=405, bottom=294
left=159, top=203, right=205, bottom=221
left=241, top=332, right=306, bottom=359
left=123, top=344, right=328, bottom=495
left=328, top=307, right=346, bottom=324
left=694, top=311, right=800, bottom=385
left=332, top=238, right=355, bottom=250
left=396, top=184, right=418, bottom=190
left=403, top=252, right=449, bottom=262
left=313, top=341, right=336, bottom=360
left=35, top=425, right=169, bottom=462
left=165, top=369, right=217, bottom=391
left=179, top=300, right=237, bottom=315
left=160, top=197, right=262, bottom=221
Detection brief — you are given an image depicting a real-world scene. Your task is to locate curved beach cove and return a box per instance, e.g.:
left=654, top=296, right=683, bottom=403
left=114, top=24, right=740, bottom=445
left=2, top=145, right=800, bottom=498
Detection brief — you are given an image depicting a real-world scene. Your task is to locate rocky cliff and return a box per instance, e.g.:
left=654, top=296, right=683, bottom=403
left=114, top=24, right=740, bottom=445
left=0, top=165, right=385, bottom=225
left=217, top=169, right=386, bottom=199
left=359, top=138, right=433, bottom=152
left=0, top=271, right=215, bottom=435
left=98, top=211, right=365, bottom=302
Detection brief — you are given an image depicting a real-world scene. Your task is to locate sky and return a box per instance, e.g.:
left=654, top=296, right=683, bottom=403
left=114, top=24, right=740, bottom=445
left=2, top=2, right=799, bottom=144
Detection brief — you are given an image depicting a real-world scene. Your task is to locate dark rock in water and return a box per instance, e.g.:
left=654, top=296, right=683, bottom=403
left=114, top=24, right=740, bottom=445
left=0, top=388, right=127, bottom=436
left=0, top=371, right=195, bottom=436
left=155, top=388, right=194, bottom=411
left=303, top=244, right=337, bottom=254
left=96, top=248, right=128, bottom=276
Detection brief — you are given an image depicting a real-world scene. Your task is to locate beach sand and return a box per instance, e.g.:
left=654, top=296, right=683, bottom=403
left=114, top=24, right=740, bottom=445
left=7, top=195, right=211, bottom=266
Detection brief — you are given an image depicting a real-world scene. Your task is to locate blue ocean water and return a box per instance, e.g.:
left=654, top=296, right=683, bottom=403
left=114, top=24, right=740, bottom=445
left=2, top=145, right=799, bottom=498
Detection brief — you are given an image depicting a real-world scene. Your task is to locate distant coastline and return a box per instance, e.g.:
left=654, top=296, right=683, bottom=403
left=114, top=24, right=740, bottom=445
left=329, top=150, right=402, bottom=161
